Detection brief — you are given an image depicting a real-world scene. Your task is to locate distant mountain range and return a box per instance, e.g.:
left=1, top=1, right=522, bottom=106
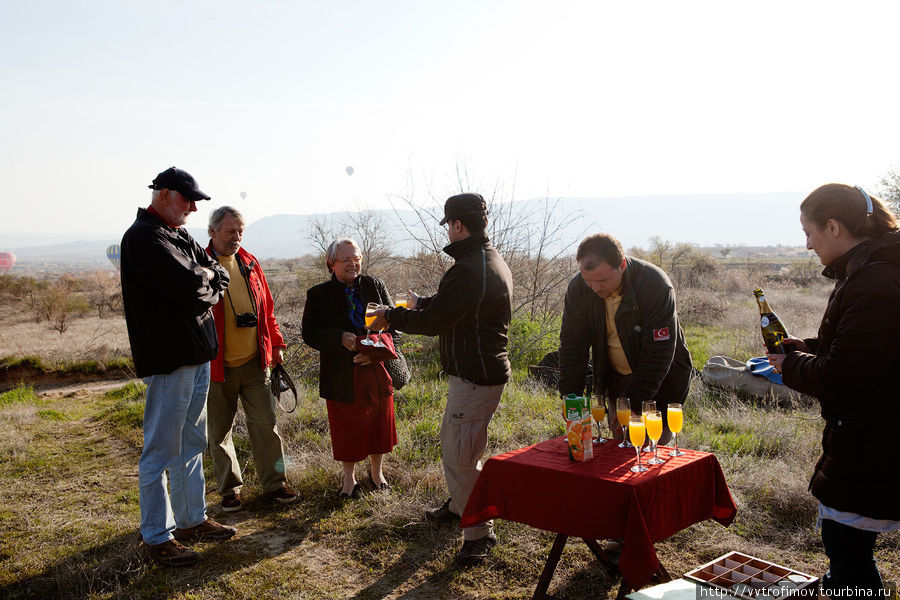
left=5, top=192, right=809, bottom=270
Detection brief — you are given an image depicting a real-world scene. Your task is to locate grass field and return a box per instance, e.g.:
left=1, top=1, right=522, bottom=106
left=1, top=368, right=897, bottom=600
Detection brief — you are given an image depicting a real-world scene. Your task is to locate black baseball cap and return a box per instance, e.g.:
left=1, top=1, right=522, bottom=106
left=148, top=167, right=211, bottom=202
left=439, top=193, right=488, bottom=225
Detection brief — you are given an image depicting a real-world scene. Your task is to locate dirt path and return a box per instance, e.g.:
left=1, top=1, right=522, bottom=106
left=35, top=377, right=139, bottom=398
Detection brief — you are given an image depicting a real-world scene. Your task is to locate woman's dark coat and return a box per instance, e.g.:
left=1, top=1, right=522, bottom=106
left=782, top=230, right=900, bottom=520
left=301, top=274, right=393, bottom=403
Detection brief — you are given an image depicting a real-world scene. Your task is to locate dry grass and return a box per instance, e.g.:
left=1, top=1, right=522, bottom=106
left=1, top=374, right=897, bottom=600
left=0, top=304, right=130, bottom=364
left=1, top=262, right=897, bottom=598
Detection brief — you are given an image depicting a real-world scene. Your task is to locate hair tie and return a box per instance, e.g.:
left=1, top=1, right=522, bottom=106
left=856, top=186, right=874, bottom=215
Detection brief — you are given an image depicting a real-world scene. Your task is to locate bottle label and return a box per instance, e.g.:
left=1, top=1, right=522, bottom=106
left=760, top=316, right=770, bottom=327
left=759, top=295, right=767, bottom=303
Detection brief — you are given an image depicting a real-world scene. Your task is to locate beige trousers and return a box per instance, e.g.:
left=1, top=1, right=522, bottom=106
left=443, top=375, right=505, bottom=541
left=207, top=359, right=288, bottom=496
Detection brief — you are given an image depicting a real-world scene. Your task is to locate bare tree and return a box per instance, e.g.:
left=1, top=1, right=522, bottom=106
left=83, top=270, right=121, bottom=318
left=304, top=207, right=392, bottom=275
left=877, top=165, right=900, bottom=216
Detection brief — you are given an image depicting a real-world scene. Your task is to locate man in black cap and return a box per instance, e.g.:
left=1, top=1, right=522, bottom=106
left=121, top=167, right=235, bottom=567
left=370, top=193, right=513, bottom=566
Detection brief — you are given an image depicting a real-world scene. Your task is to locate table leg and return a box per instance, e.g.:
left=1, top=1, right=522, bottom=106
left=532, top=533, right=568, bottom=600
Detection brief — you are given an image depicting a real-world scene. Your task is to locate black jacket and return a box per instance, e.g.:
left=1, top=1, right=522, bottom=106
left=558, top=257, right=691, bottom=412
left=387, top=235, right=513, bottom=386
left=121, top=208, right=229, bottom=377
left=301, top=274, right=393, bottom=403
left=782, top=230, right=900, bottom=519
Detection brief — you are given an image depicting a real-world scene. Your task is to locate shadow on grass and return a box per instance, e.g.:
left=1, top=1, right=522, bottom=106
left=348, top=522, right=461, bottom=600
left=0, top=508, right=323, bottom=600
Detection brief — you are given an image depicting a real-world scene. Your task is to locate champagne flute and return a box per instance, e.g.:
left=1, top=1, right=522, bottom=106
left=361, top=302, right=378, bottom=346
left=645, top=410, right=665, bottom=465
left=629, top=416, right=648, bottom=472
left=641, top=401, right=655, bottom=452
left=592, top=395, right=607, bottom=444
left=394, top=292, right=409, bottom=308
left=616, top=397, right=633, bottom=448
left=667, top=403, right=684, bottom=457
left=372, top=304, right=388, bottom=348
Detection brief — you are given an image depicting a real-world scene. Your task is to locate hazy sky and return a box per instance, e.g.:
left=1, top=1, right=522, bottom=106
left=2, top=1, right=899, bottom=241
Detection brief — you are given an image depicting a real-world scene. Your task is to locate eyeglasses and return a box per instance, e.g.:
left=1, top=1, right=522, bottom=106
left=336, top=257, right=362, bottom=265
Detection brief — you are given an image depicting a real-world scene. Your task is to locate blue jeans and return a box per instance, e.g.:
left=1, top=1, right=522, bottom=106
left=139, top=363, right=210, bottom=545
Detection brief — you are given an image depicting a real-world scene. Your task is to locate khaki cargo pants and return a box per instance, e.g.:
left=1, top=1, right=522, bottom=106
left=443, top=375, right=505, bottom=541
left=207, top=359, right=288, bottom=496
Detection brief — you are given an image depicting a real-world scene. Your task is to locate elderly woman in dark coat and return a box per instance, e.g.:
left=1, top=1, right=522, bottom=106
left=769, top=183, right=900, bottom=596
left=301, top=238, right=397, bottom=498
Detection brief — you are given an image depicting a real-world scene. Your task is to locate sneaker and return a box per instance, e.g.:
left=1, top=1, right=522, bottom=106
left=456, top=533, right=498, bottom=567
left=425, top=498, right=460, bottom=523
left=268, top=483, right=299, bottom=504
left=174, top=518, right=236, bottom=543
left=144, top=539, right=201, bottom=567
left=221, top=492, right=242, bottom=513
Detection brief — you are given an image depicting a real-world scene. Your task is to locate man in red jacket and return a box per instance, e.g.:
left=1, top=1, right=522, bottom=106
left=206, top=206, right=296, bottom=512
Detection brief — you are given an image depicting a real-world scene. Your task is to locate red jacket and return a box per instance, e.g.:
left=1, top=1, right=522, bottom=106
left=205, top=244, right=285, bottom=383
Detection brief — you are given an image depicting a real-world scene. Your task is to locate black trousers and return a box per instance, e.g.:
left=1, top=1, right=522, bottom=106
left=821, top=518, right=885, bottom=597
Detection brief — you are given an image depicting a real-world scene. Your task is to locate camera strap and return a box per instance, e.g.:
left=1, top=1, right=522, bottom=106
left=225, top=254, right=258, bottom=319
left=270, top=363, right=297, bottom=413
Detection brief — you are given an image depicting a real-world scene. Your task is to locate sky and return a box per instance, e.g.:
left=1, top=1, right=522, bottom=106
left=2, top=1, right=899, bottom=243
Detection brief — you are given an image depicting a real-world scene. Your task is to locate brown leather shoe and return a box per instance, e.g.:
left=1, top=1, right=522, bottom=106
left=174, top=518, right=236, bottom=543
left=221, top=492, right=242, bottom=512
left=144, top=539, right=201, bottom=567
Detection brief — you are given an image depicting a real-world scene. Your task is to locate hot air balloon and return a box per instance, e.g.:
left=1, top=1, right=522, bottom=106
left=0, top=252, right=15, bottom=274
left=106, top=244, right=121, bottom=270
left=240, top=191, right=247, bottom=200
left=345, top=166, right=354, bottom=176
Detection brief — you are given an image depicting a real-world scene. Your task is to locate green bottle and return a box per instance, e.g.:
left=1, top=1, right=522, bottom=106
left=753, top=287, right=790, bottom=354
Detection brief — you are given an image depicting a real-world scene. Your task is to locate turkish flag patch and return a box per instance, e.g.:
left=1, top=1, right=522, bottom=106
left=653, top=327, right=670, bottom=341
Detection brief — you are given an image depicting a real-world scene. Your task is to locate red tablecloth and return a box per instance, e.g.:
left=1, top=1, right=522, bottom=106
left=460, top=437, right=737, bottom=590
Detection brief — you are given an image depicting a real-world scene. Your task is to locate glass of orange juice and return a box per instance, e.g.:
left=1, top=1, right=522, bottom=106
left=616, top=397, right=633, bottom=448
left=667, top=403, right=684, bottom=457
left=629, top=416, right=648, bottom=472
left=641, top=401, right=656, bottom=452
left=361, top=302, right=378, bottom=346
left=591, top=395, right=607, bottom=444
left=645, top=410, right=665, bottom=465
left=394, top=292, right=409, bottom=308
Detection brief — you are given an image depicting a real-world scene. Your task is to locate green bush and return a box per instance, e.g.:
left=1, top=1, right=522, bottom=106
left=0, top=384, right=40, bottom=407
left=507, top=315, right=559, bottom=369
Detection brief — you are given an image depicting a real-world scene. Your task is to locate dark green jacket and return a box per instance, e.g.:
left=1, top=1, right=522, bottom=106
left=558, top=257, right=691, bottom=412
left=387, top=235, right=513, bottom=386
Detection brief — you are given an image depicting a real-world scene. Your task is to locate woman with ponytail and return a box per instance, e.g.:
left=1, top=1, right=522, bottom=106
left=769, top=183, right=900, bottom=596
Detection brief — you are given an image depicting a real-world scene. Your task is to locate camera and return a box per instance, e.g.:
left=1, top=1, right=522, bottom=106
left=235, top=312, right=258, bottom=328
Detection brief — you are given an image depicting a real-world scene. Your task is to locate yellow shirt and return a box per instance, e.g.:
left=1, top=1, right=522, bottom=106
left=604, top=290, right=632, bottom=375
left=217, top=253, right=259, bottom=368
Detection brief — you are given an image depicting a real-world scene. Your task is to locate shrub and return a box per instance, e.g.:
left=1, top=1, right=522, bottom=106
left=507, top=315, right=560, bottom=369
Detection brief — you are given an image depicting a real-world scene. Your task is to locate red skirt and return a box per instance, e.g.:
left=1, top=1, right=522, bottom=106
left=326, top=387, right=397, bottom=463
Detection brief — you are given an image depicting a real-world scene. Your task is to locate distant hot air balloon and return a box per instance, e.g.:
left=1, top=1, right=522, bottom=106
left=345, top=166, right=354, bottom=176
left=106, top=244, right=121, bottom=270
left=240, top=191, right=247, bottom=200
left=0, top=252, right=15, bottom=274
